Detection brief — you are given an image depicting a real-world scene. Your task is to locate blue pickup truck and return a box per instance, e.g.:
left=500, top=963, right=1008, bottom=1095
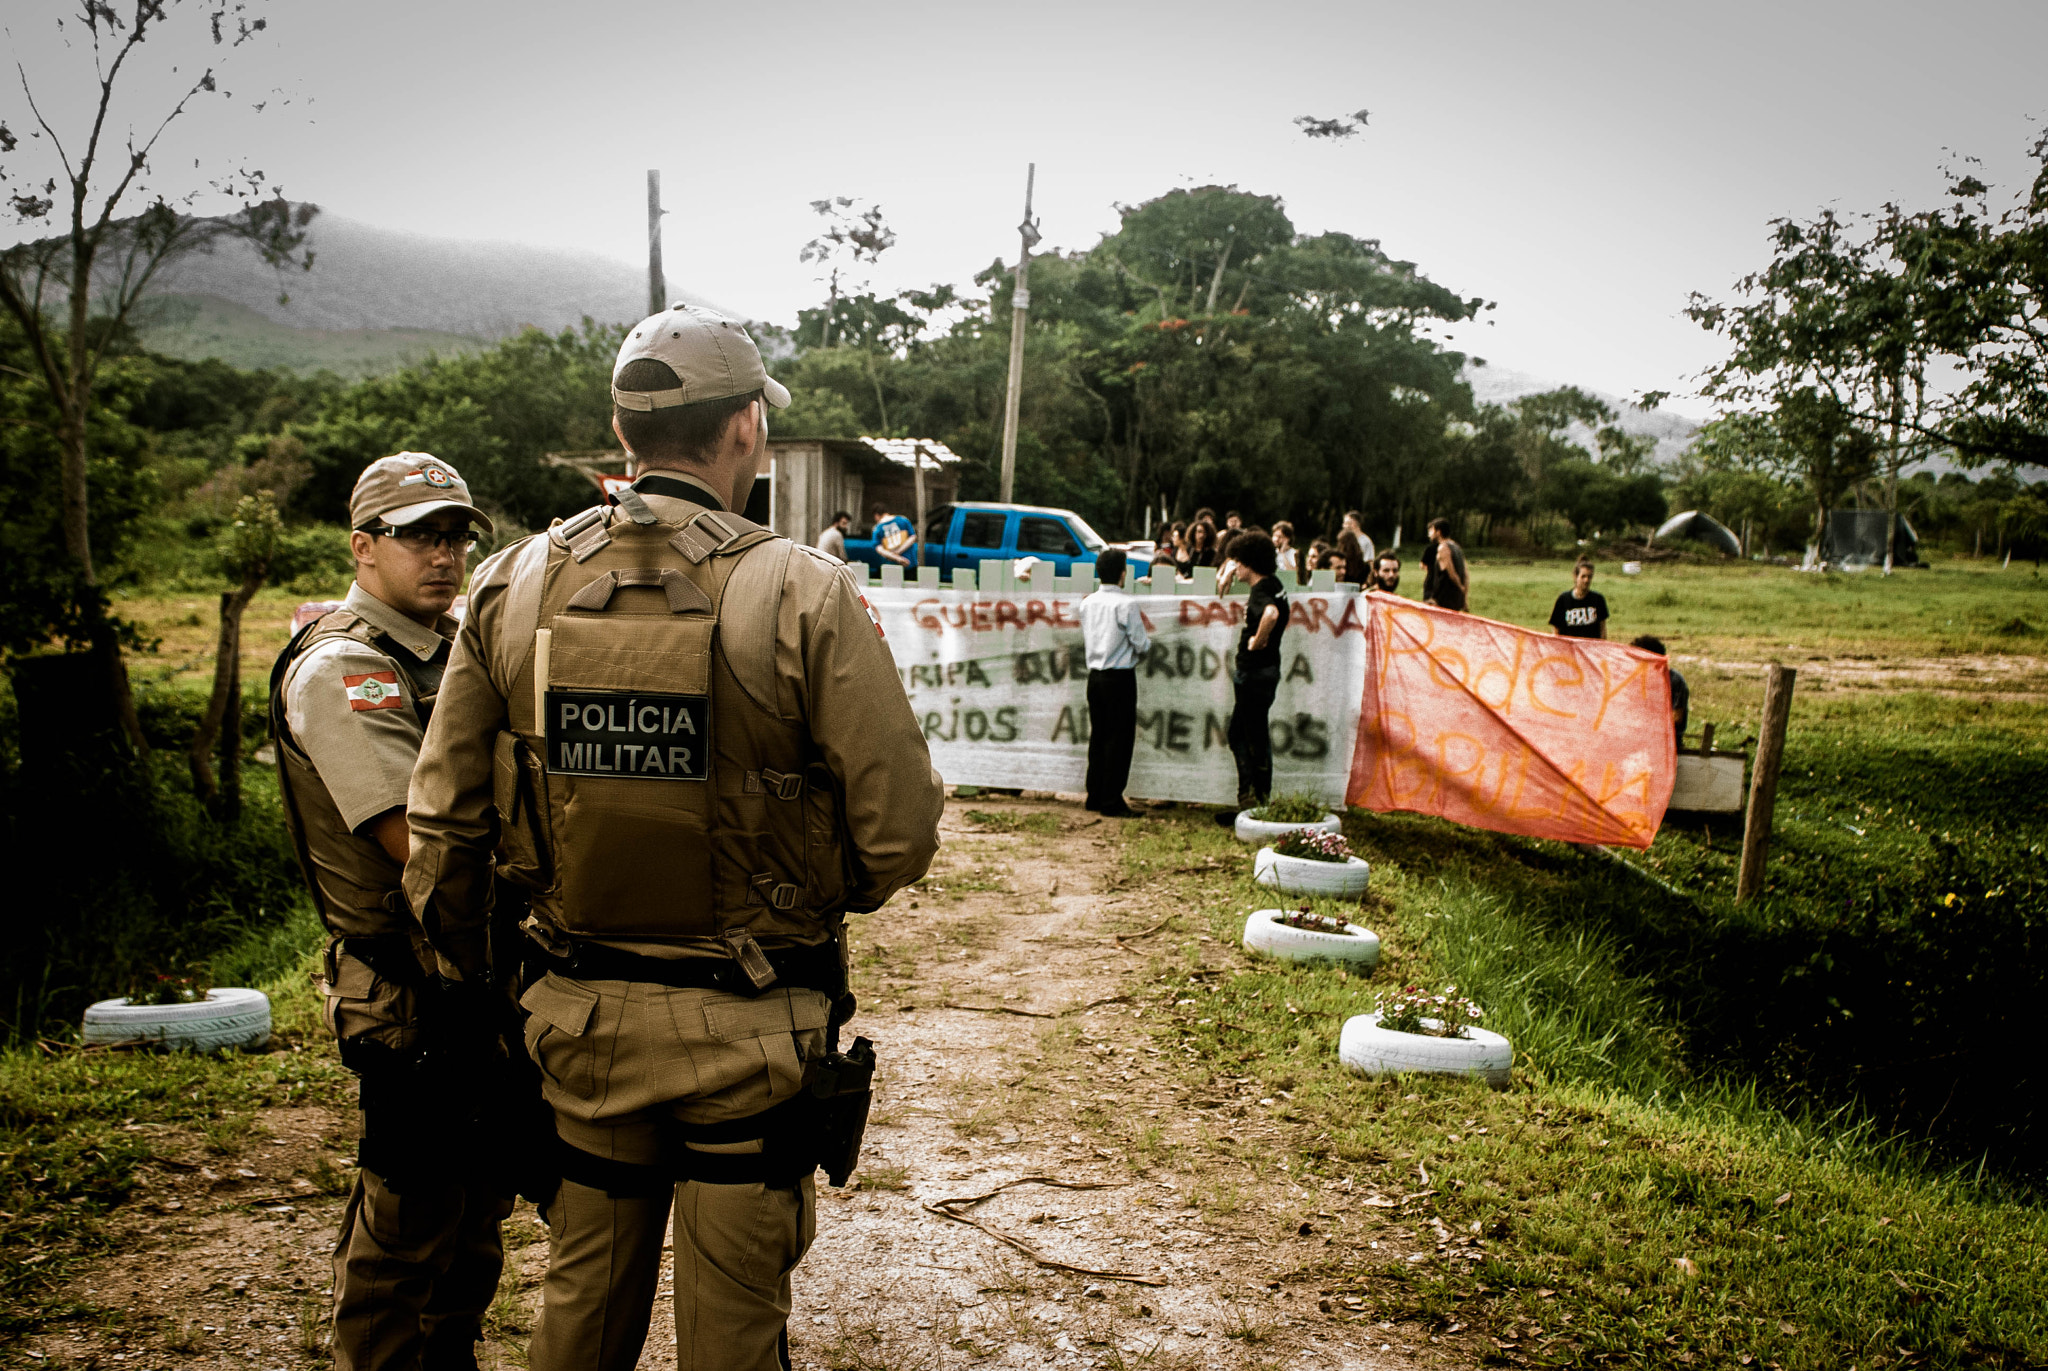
left=845, top=502, right=1111, bottom=581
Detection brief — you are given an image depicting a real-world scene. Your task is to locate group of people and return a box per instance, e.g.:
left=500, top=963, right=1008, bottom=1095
left=1148, top=509, right=1470, bottom=612
left=1077, top=532, right=1292, bottom=816
left=1075, top=532, right=1692, bottom=815
left=272, top=305, right=944, bottom=1371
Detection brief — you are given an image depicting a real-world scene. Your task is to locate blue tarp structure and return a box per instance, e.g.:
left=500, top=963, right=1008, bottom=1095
left=1821, top=510, right=1920, bottom=569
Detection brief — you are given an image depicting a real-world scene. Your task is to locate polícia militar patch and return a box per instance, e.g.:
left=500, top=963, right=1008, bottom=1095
left=545, top=691, right=709, bottom=780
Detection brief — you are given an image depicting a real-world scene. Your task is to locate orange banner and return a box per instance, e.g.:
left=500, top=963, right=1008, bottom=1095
left=1346, top=594, right=1676, bottom=849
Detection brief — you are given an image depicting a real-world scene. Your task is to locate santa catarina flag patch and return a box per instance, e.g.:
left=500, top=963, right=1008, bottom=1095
left=343, top=671, right=405, bottom=711
left=857, top=591, right=885, bottom=640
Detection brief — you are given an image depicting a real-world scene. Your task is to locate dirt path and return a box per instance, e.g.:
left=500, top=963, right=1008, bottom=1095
left=1677, top=650, right=2047, bottom=699
left=23, top=798, right=1459, bottom=1371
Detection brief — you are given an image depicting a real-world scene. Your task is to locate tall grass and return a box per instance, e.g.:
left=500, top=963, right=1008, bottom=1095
left=1121, top=811, right=2048, bottom=1368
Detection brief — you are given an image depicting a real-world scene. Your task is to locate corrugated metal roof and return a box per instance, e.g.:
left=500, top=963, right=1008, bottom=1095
left=859, top=437, right=959, bottom=468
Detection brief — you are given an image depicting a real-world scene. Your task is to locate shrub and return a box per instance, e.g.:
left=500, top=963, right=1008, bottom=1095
left=0, top=742, right=303, bottom=1044
left=1272, top=829, right=1354, bottom=863
left=1248, top=792, right=1329, bottom=824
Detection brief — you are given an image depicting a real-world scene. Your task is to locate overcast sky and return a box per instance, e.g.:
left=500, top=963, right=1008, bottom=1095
left=7, top=0, right=2045, bottom=406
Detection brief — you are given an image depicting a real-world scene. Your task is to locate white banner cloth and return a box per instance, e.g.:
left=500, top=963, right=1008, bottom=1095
left=869, top=584, right=1371, bottom=805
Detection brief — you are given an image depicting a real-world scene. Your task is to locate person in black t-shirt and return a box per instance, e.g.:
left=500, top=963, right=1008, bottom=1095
left=1227, top=533, right=1289, bottom=809
left=1548, top=558, right=1609, bottom=639
left=1423, top=517, right=1468, bottom=611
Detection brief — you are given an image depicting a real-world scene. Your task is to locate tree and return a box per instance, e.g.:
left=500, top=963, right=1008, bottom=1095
left=1884, top=137, right=2048, bottom=470
left=1774, top=388, right=1879, bottom=556
left=1686, top=203, right=1934, bottom=572
left=0, top=0, right=312, bottom=754
left=798, top=197, right=896, bottom=351
left=188, top=490, right=278, bottom=815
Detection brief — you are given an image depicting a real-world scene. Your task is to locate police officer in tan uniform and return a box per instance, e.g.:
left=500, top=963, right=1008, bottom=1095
left=403, top=305, right=944, bottom=1371
left=270, top=455, right=512, bottom=1371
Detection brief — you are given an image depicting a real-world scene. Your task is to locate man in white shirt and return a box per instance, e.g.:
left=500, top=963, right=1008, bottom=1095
left=815, top=510, right=850, bottom=562
left=1077, top=548, right=1151, bottom=817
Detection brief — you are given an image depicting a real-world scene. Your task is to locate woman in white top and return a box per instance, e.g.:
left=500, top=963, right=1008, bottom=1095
left=1273, top=521, right=1298, bottom=575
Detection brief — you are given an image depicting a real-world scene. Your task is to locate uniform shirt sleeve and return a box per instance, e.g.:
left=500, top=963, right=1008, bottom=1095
left=284, top=638, right=428, bottom=832
left=788, top=556, right=943, bottom=910
left=403, top=549, right=521, bottom=979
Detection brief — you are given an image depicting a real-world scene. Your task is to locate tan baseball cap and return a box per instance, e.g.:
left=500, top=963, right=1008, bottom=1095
left=612, top=304, right=792, bottom=412
left=348, top=453, right=495, bottom=533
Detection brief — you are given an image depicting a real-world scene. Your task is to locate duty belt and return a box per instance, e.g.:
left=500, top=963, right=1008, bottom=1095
left=544, top=938, right=841, bottom=998
left=328, top=931, right=431, bottom=987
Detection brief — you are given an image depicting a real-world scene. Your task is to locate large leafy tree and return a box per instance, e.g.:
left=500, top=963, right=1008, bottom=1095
left=0, top=0, right=311, bottom=751
left=1883, top=137, right=2048, bottom=469
left=1686, top=205, right=1933, bottom=570
left=1688, top=135, right=2048, bottom=568
left=769, top=184, right=1486, bottom=540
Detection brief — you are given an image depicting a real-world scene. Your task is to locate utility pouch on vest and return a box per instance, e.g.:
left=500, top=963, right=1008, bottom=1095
left=543, top=611, right=718, bottom=937
left=491, top=731, right=551, bottom=888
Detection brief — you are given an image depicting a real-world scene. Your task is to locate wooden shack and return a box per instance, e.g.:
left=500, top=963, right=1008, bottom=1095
left=545, top=436, right=959, bottom=544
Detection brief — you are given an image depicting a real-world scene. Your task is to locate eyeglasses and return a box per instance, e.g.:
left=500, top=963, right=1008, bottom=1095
left=371, top=526, right=481, bottom=552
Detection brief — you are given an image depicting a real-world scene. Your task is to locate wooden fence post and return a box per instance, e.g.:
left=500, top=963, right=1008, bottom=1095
left=1736, top=664, right=1797, bottom=904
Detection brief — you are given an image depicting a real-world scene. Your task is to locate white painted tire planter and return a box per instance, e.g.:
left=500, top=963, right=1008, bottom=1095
left=81, top=987, right=271, bottom=1053
left=1242, top=910, right=1380, bottom=967
left=1253, top=847, right=1371, bottom=898
left=1339, top=1012, right=1512, bottom=1089
left=1233, top=811, right=1343, bottom=845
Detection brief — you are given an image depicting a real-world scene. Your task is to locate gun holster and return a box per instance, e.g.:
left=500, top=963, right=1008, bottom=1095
left=804, top=1035, right=876, bottom=1189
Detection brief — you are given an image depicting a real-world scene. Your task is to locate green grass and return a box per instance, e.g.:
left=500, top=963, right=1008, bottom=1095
left=962, top=808, right=1063, bottom=835
left=1112, top=811, right=2048, bottom=1369
left=0, top=929, right=340, bottom=1332
left=1441, top=553, right=2048, bottom=665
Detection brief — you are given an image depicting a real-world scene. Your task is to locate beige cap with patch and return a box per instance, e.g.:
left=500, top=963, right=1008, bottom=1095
left=348, top=453, right=495, bottom=533
left=612, top=304, right=792, bottom=412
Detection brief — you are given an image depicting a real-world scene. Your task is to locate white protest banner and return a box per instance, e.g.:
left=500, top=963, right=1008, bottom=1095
left=868, top=583, right=1372, bottom=805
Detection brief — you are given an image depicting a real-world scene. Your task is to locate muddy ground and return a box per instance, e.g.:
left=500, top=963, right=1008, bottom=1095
left=22, top=797, right=1471, bottom=1371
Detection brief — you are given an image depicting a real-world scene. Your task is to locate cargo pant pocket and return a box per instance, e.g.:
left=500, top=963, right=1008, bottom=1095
left=521, top=975, right=601, bottom=1103
left=322, top=951, right=422, bottom=1057
left=698, top=989, right=831, bottom=1102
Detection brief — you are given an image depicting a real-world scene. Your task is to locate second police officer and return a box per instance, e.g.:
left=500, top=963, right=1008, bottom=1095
left=403, top=305, right=944, bottom=1371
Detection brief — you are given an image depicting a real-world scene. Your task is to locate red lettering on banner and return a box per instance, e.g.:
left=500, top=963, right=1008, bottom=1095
left=1179, top=600, right=1207, bottom=626
left=1051, top=600, right=1079, bottom=628
left=994, top=601, right=1025, bottom=630
left=913, top=599, right=943, bottom=630
left=1298, top=598, right=1335, bottom=635
left=1334, top=597, right=1366, bottom=637
left=970, top=602, right=993, bottom=631
left=1024, top=601, right=1052, bottom=628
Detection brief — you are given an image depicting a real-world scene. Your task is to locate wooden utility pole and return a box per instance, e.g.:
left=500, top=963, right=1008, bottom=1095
left=912, top=443, right=928, bottom=571
left=1736, top=664, right=1798, bottom=904
left=998, top=163, right=1040, bottom=505
left=647, top=169, right=667, bottom=316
